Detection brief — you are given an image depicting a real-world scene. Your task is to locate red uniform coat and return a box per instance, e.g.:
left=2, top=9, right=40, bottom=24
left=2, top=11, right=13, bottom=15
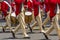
left=0, top=1, right=9, bottom=17
left=27, top=0, right=33, bottom=11
left=11, top=2, right=16, bottom=12
left=24, top=0, right=27, bottom=5
left=44, top=0, right=50, bottom=12
left=32, top=0, right=40, bottom=17
left=40, top=1, right=44, bottom=9
left=24, top=0, right=27, bottom=9
left=58, top=0, right=60, bottom=5
left=45, top=0, right=57, bottom=20
left=49, top=0, right=57, bottom=20
left=14, top=0, right=25, bottom=16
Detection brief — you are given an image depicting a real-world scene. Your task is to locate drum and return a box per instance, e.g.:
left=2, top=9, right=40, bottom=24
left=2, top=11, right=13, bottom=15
left=11, top=12, right=17, bottom=25
left=11, top=12, right=16, bottom=17
left=25, top=11, right=32, bottom=23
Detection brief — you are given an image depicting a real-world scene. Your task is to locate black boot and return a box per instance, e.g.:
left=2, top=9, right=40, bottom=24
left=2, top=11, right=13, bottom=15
left=2, top=28, right=5, bottom=32
left=11, top=31, right=16, bottom=38
left=28, top=24, right=33, bottom=33
left=42, top=26, right=45, bottom=30
left=43, top=33, right=49, bottom=39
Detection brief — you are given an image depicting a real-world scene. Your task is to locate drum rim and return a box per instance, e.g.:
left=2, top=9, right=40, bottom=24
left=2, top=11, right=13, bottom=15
left=25, top=11, right=32, bottom=16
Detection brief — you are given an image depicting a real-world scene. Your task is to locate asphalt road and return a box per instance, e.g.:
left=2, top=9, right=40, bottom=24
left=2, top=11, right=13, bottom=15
left=0, top=29, right=59, bottom=40
left=0, top=15, right=59, bottom=40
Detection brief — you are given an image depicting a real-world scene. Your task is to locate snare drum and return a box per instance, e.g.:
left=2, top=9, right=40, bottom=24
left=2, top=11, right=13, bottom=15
left=11, top=12, right=17, bottom=24
left=11, top=12, right=16, bottom=17
left=25, top=11, right=32, bottom=23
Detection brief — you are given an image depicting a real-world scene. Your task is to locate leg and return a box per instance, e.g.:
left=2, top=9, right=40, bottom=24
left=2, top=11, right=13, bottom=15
left=2, top=15, right=11, bottom=32
left=6, top=15, right=11, bottom=31
left=31, top=11, right=37, bottom=30
left=42, top=19, right=54, bottom=39
left=54, top=15, right=60, bottom=39
left=42, top=16, right=50, bottom=26
left=42, top=16, right=50, bottom=30
left=11, top=14, right=24, bottom=38
left=2, top=23, right=8, bottom=32
left=31, top=21, right=37, bottom=30
left=11, top=14, right=22, bottom=38
left=36, top=14, right=49, bottom=39
left=45, top=17, right=54, bottom=36
left=2, top=16, right=8, bottom=32
left=19, top=13, right=29, bottom=38
left=45, top=23, right=54, bottom=35
left=36, top=15, right=43, bottom=32
left=11, top=24, right=21, bottom=38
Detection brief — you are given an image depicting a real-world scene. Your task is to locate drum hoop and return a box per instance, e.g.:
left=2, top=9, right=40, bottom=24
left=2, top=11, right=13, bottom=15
left=25, top=11, right=32, bottom=16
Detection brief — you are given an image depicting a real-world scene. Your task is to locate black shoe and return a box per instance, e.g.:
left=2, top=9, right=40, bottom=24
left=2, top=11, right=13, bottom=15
left=30, top=27, right=33, bottom=33
left=24, top=36, right=30, bottom=39
left=43, top=33, right=49, bottom=39
left=2, top=28, right=5, bottom=32
left=28, top=24, right=33, bottom=33
left=29, top=27, right=33, bottom=33
left=11, top=31, right=16, bottom=38
left=42, top=26, right=45, bottom=30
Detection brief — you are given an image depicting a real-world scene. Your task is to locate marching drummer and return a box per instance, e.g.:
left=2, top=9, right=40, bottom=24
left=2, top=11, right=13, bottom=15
left=31, top=0, right=49, bottom=39
left=11, top=1, right=17, bottom=26
left=11, top=0, right=30, bottom=38
left=0, top=0, right=12, bottom=32
left=42, top=0, right=60, bottom=39
left=31, top=0, right=44, bottom=32
left=42, top=0, right=50, bottom=29
left=24, top=0, right=33, bottom=32
left=42, top=0, right=58, bottom=29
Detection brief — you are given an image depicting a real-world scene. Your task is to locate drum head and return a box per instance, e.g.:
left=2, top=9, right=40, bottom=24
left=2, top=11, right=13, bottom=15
left=25, top=11, right=32, bottom=23
left=11, top=12, right=16, bottom=17
left=25, top=11, right=32, bottom=16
